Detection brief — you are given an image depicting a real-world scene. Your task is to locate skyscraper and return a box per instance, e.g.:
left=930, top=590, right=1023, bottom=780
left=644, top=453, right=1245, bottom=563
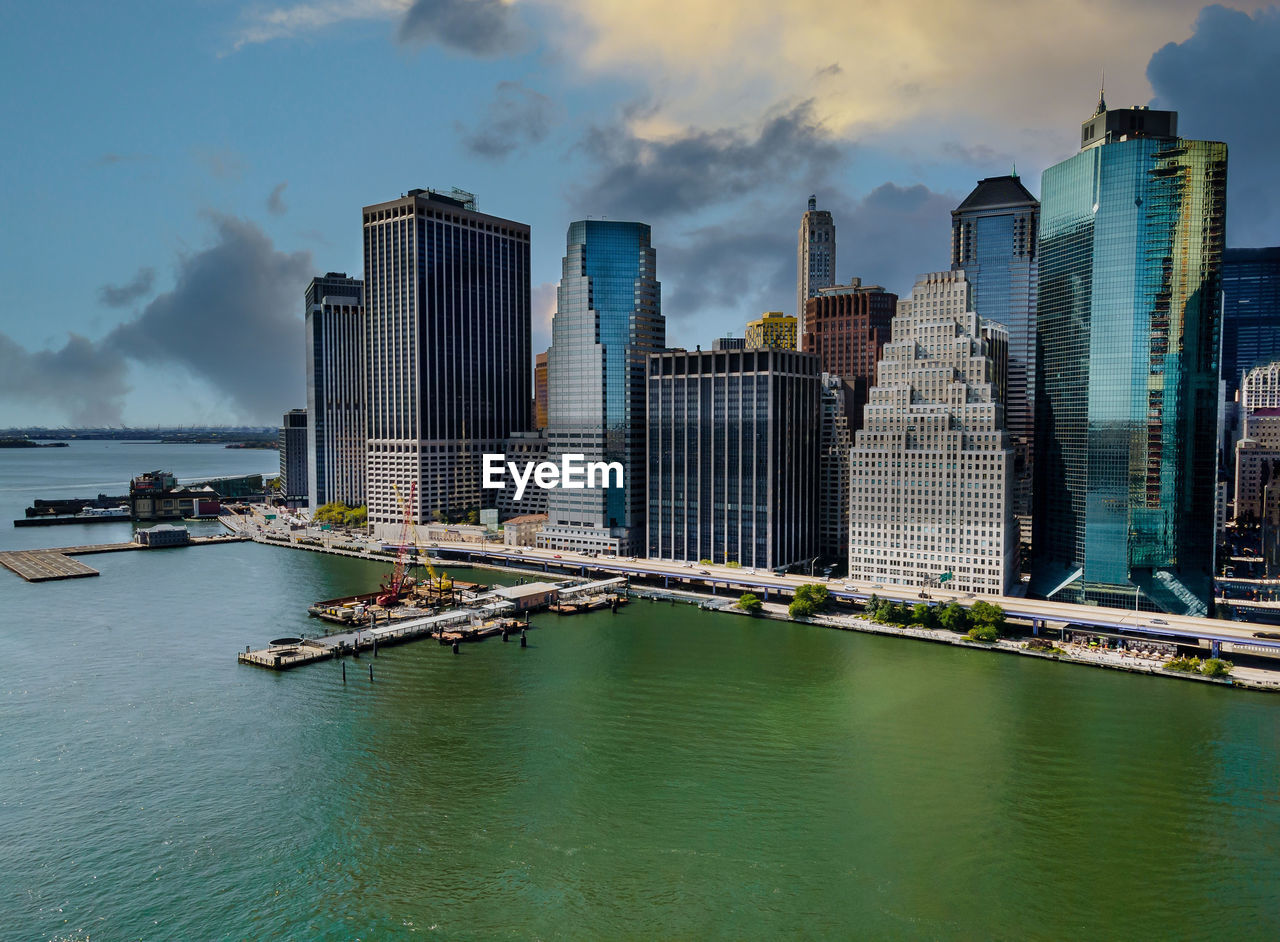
left=305, top=273, right=365, bottom=510
left=849, top=277, right=1015, bottom=595
left=951, top=175, right=1039, bottom=545
left=647, top=348, right=820, bottom=569
left=280, top=408, right=309, bottom=506
left=538, top=220, right=664, bottom=555
left=1033, top=101, right=1226, bottom=614
left=362, top=188, right=531, bottom=537
left=1221, top=248, right=1280, bottom=394
left=797, top=196, right=835, bottom=334
left=801, top=279, right=897, bottom=430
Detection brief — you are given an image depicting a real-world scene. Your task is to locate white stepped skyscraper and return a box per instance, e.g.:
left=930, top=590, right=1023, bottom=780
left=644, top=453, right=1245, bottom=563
left=849, top=271, right=1016, bottom=596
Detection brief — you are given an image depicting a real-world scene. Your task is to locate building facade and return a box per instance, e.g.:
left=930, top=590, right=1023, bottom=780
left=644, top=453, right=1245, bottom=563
left=848, top=291, right=1016, bottom=595
left=305, top=273, right=365, bottom=511
left=1033, top=103, right=1226, bottom=614
left=951, top=176, right=1039, bottom=543
left=647, top=348, right=820, bottom=570
left=533, top=350, right=549, bottom=430
left=280, top=408, right=308, bottom=505
left=797, top=196, right=835, bottom=334
left=745, top=312, right=798, bottom=350
left=362, top=188, right=531, bottom=537
left=1222, top=248, right=1280, bottom=394
left=539, top=220, right=664, bottom=555
left=818, top=372, right=852, bottom=565
left=801, top=279, right=897, bottom=430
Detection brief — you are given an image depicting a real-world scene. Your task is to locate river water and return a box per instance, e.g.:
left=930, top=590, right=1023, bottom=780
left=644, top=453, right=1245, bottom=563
left=2, top=443, right=1278, bottom=939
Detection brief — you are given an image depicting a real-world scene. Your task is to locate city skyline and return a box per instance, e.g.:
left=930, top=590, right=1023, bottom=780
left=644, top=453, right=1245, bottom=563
left=2, top=3, right=1278, bottom=426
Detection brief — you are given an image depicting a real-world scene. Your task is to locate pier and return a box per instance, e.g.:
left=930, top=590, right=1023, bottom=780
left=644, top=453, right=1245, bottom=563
left=0, top=533, right=249, bottom=583
left=239, top=608, right=527, bottom=670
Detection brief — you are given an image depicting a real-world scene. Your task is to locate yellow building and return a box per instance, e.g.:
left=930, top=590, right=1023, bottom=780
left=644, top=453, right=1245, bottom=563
left=745, top=312, right=798, bottom=350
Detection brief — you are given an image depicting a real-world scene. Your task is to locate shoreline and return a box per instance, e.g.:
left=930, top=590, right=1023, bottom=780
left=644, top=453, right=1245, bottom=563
left=216, top=516, right=1280, bottom=695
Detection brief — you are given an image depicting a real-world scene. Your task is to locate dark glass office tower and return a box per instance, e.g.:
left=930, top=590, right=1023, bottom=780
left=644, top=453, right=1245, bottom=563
left=362, top=188, right=531, bottom=535
left=305, top=273, right=365, bottom=511
left=952, top=176, right=1039, bottom=547
left=1222, top=247, right=1280, bottom=393
left=540, top=221, right=664, bottom=555
left=1033, top=102, right=1227, bottom=615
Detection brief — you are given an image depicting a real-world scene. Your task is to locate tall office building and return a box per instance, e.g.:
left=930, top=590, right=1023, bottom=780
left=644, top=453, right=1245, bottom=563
left=797, top=196, right=836, bottom=334
left=533, top=350, right=549, bottom=430
left=1033, top=101, right=1226, bottom=614
left=951, top=175, right=1039, bottom=543
left=848, top=293, right=1015, bottom=595
left=362, top=188, right=531, bottom=537
left=538, top=221, right=664, bottom=555
left=745, top=312, right=798, bottom=350
left=305, top=273, right=365, bottom=510
left=1221, top=248, right=1280, bottom=395
left=818, top=372, right=852, bottom=565
left=280, top=408, right=309, bottom=505
left=647, top=348, right=820, bottom=569
left=801, top=279, right=897, bottom=430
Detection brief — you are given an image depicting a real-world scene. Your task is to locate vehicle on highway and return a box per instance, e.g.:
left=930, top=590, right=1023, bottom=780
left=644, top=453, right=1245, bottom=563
left=698, top=569, right=710, bottom=575
left=553, top=553, right=562, bottom=558
left=1151, top=618, right=1168, bottom=625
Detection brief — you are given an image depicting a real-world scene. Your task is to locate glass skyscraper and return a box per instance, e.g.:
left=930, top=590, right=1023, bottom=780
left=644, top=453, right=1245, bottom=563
left=1032, top=103, right=1227, bottom=614
left=539, top=221, right=664, bottom=555
left=797, top=196, right=835, bottom=335
left=951, top=176, right=1039, bottom=547
left=1221, top=247, right=1280, bottom=395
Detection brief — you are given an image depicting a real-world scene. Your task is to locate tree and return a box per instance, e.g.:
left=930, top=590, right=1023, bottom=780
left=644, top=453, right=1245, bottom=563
left=738, top=593, right=763, bottom=615
left=1202, top=658, right=1234, bottom=678
left=937, top=602, right=970, bottom=633
left=970, top=601, right=1006, bottom=634
left=864, top=594, right=881, bottom=617
left=911, top=602, right=933, bottom=627
left=966, top=624, right=999, bottom=643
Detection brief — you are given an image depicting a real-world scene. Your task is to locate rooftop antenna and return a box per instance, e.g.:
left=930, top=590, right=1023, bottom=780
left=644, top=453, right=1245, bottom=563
left=1095, top=68, right=1106, bottom=115
left=1011, top=160, right=1018, bottom=178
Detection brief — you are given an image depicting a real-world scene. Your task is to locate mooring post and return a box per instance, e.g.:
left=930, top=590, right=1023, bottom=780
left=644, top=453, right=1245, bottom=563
left=369, top=663, right=374, bottom=682
left=342, top=663, right=346, bottom=684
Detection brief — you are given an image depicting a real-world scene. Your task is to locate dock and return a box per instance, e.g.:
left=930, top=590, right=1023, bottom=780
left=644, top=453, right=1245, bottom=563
left=0, top=533, right=250, bottom=583
left=238, top=610, right=528, bottom=670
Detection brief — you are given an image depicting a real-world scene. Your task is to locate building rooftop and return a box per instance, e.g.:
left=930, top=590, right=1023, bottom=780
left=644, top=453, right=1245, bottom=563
left=953, top=175, right=1039, bottom=214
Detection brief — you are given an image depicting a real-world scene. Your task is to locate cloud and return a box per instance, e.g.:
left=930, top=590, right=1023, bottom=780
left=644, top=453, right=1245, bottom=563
left=98, top=268, right=156, bottom=308
left=544, top=0, right=1254, bottom=168
left=0, top=332, right=130, bottom=426
left=105, top=215, right=314, bottom=422
left=459, top=81, right=559, bottom=159
left=1148, top=4, right=1280, bottom=244
left=231, top=0, right=410, bottom=51
left=531, top=280, right=556, bottom=354
left=267, top=181, right=289, bottom=215
left=656, top=181, right=957, bottom=342
left=573, top=100, right=844, bottom=220
left=398, top=0, right=522, bottom=53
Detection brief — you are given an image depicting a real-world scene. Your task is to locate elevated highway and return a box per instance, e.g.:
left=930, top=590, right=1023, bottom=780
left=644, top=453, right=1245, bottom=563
left=427, top=543, right=1280, bottom=662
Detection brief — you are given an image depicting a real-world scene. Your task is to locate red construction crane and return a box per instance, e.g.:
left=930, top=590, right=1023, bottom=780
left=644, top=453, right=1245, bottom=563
left=376, top=481, right=416, bottom=607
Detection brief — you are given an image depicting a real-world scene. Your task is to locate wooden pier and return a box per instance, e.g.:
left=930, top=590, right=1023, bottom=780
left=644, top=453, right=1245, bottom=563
left=0, top=533, right=249, bottom=583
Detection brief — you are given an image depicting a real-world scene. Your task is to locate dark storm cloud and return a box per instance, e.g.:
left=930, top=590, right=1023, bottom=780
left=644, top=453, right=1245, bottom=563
left=105, top=215, right=314, bottom=422
left=398, top=0, right=520, bottom=55
left=0, top=331, right=130, bottom=425
left=659, top=183, right=958, bottom=326
left=267, top=181, right=289, bottom=215
left=1148, top=4, right=1280, bottom=244
left=574, top=101, right=845, bottom=220
left=98, top=267, right=156, bottom=308
left=459, top=81, right=559, bottom=159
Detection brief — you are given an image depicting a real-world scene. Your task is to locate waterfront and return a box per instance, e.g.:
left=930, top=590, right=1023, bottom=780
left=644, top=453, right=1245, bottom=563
left=3, top=447, right=1280, bottom=939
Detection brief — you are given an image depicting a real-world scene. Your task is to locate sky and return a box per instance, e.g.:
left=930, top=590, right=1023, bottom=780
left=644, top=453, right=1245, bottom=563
left=1, top=0, right=1277, bottom=427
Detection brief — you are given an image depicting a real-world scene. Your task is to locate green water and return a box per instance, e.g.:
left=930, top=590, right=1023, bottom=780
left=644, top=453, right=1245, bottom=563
left=2, top=448, right=1279, bottom=939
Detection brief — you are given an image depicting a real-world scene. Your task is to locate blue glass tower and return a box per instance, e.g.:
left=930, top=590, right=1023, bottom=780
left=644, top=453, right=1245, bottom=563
left=540, top=221, right=664, bottom=554
left=1032, top=102, right=1227, bottom=614
left=951, top=176, right=1039, bottom=546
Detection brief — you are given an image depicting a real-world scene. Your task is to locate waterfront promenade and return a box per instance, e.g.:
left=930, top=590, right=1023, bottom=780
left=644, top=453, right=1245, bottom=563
left=220, top=507, right=1280, bottom=692
left=0, top=532, right=247, bottom=582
